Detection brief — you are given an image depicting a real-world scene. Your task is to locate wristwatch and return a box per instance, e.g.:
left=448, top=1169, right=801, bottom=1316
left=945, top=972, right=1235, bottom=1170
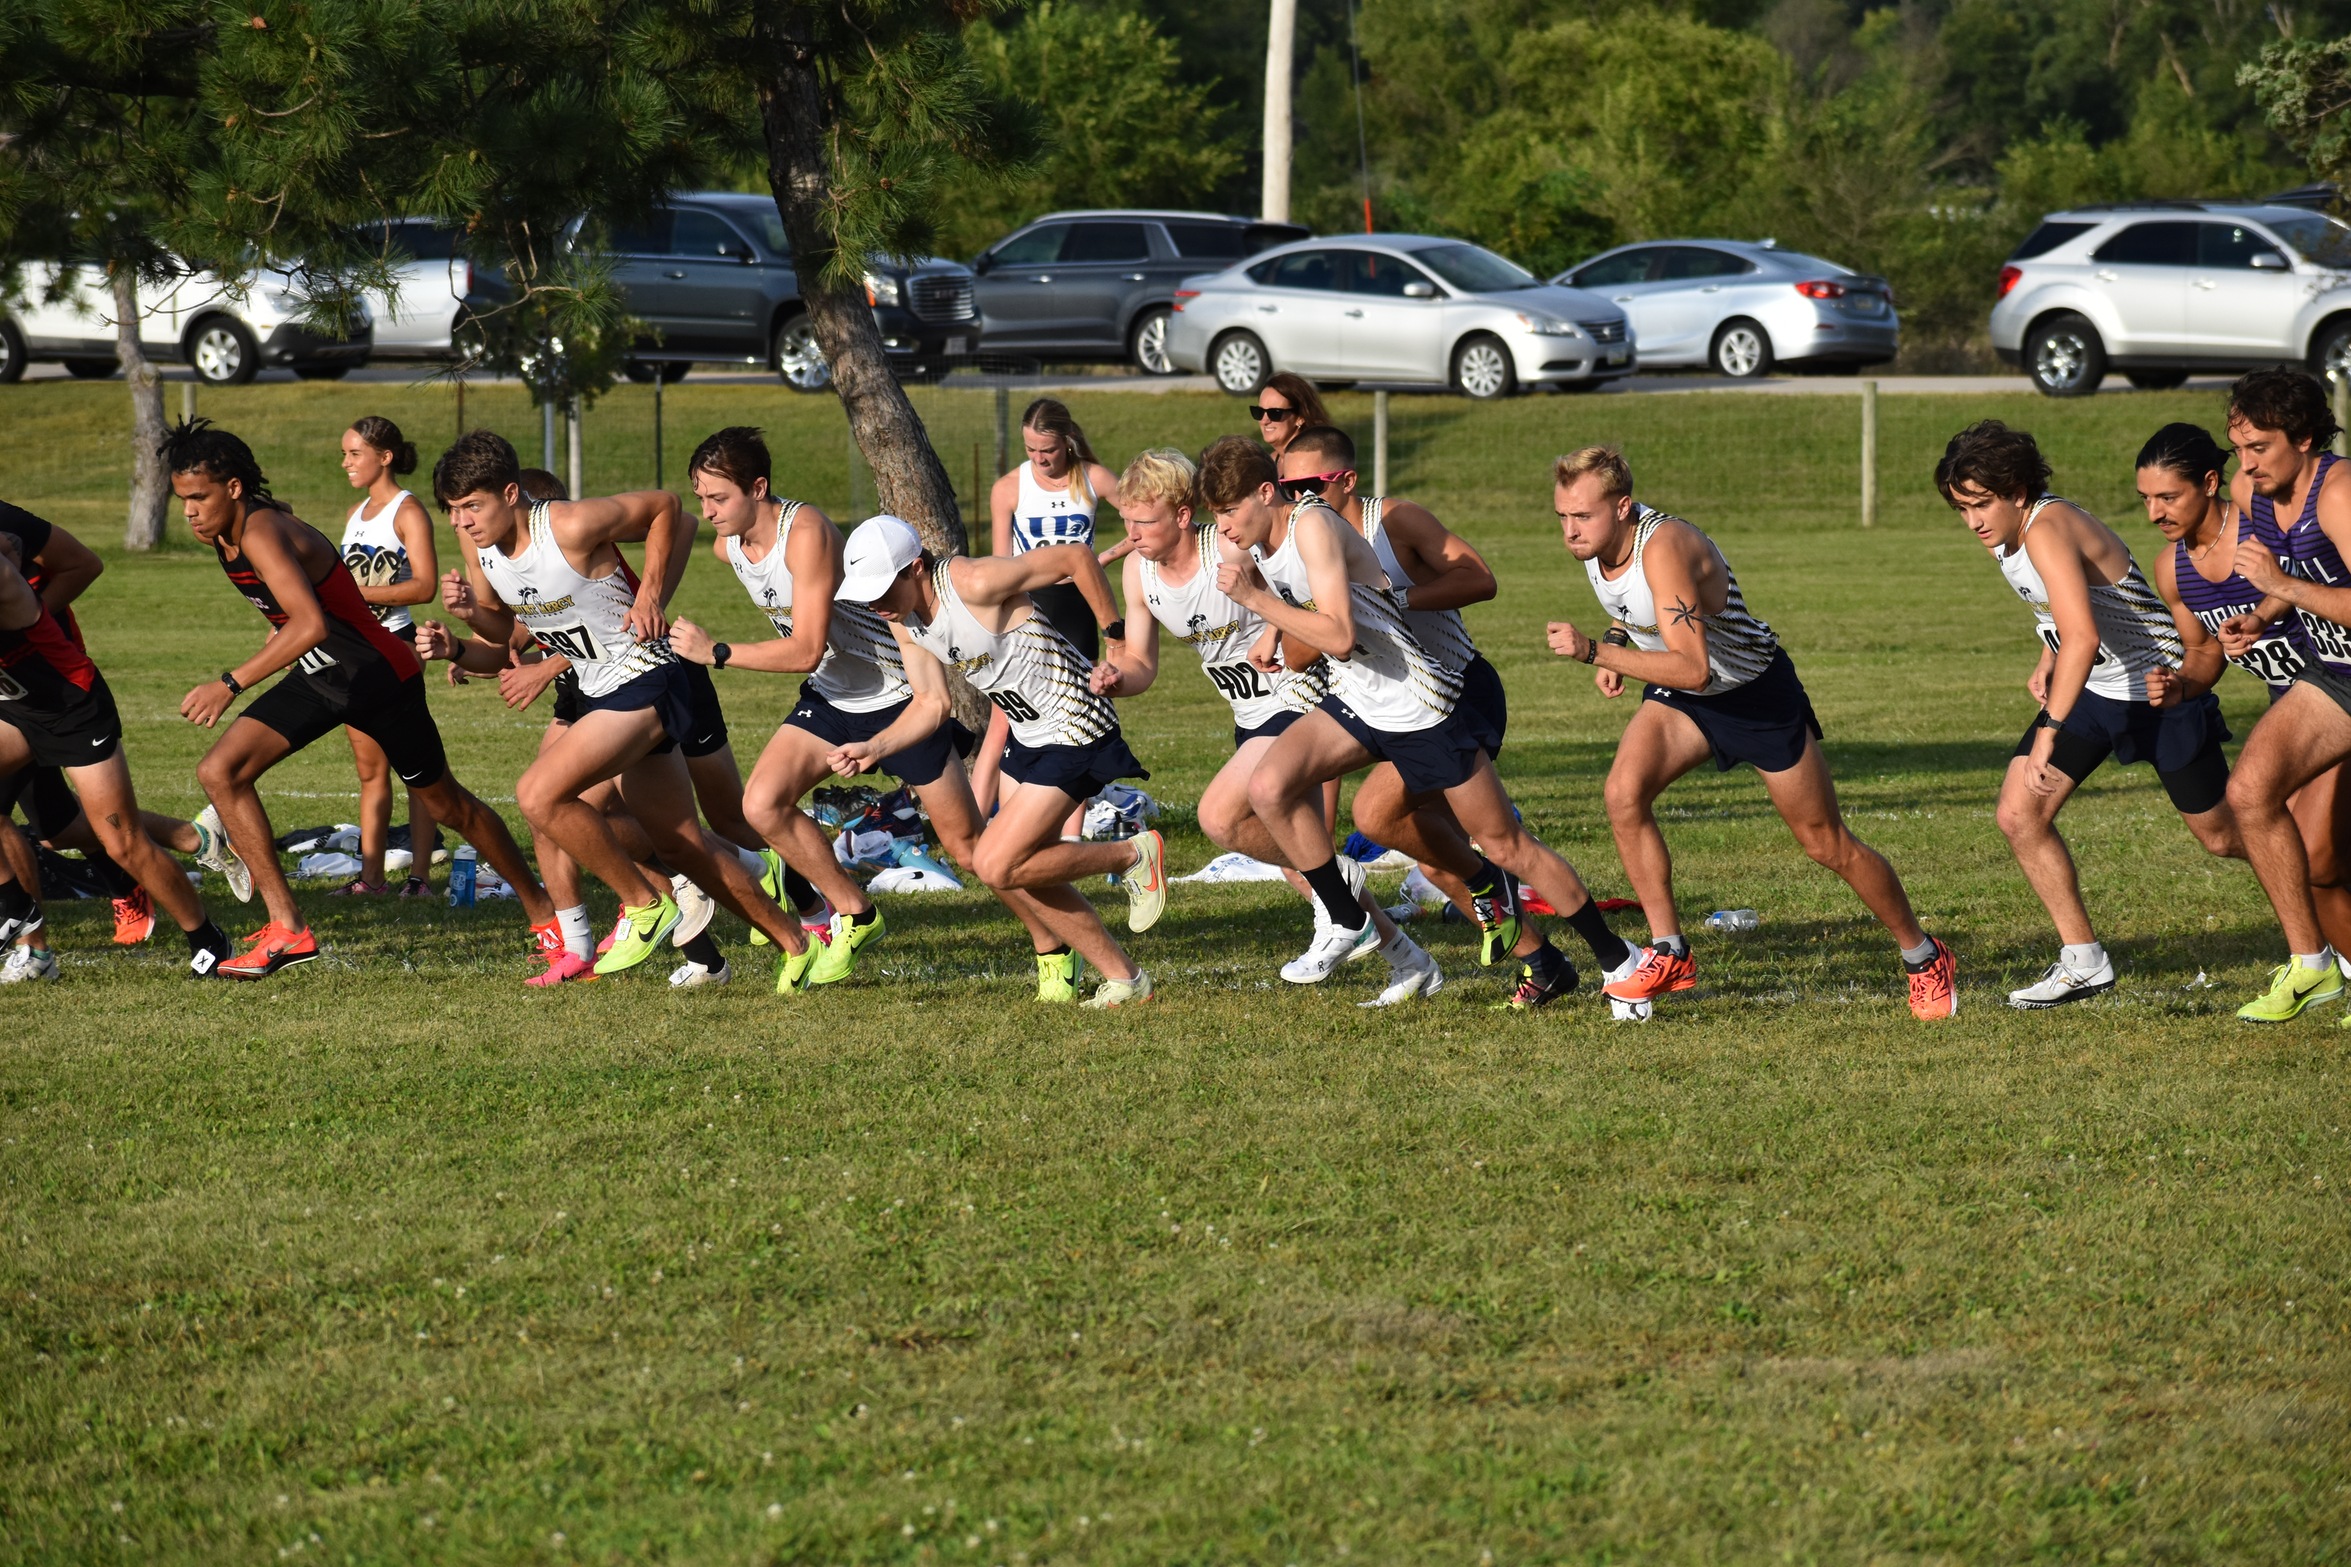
left=218, top=670, right=244, bottom=695
left=711, top=642, right=731, bottom=669
left=1101, top=619, right=1126, bottom=643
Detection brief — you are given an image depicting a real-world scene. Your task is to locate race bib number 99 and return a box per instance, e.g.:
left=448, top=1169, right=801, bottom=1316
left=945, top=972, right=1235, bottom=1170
left=532, top=622, right=602, bottom=663
left=988, top=688, right=1042, bottom=724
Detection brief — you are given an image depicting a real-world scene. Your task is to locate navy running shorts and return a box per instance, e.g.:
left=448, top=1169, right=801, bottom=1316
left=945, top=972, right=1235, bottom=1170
left=578, top=661, right=699, bottom=757
left=1645, top=648, right=1821, bottom=775
left=1002, top=729, right=1146, bottom=801
left=785, top=681, right=963, bottom=788
left=2015, top=687, right=2230, bottom=814
left=1453, top=653, right=1508, bottom=760
left=1319, top=693, right=1483, bottom=796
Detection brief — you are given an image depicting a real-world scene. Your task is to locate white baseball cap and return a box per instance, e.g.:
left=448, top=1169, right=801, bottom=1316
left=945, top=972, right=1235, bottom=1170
left=836, top=514, right=924, bottom=603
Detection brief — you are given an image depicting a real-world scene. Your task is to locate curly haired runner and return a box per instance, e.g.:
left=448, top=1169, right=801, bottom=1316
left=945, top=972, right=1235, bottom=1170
left=1549, top=446, right=1955, bottom=1020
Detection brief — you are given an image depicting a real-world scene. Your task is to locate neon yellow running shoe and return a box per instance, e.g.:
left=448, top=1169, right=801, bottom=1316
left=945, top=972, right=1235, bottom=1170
left=593, top=895, right=681, bottom=976
left=2237, top=958, right=2343, bottom=1023
left=775, top=937, right=821, bottom=993
left=748, top=849, right=785, bottom=947
left=1036, top=949, right=1080, bottom=1003
left=807, top=908, right=885, bottom=985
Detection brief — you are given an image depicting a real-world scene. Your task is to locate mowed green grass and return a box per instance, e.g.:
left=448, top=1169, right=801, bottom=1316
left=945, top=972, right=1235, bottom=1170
left=3, top=379, right=2347, bottom=1564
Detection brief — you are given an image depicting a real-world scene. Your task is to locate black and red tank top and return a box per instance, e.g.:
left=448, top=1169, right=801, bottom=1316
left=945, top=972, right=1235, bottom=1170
left=216, top=512, right=421, bottom=695
left=0, top=604, right=100, bottom=711
left=0, top=500, right=80, bottom=649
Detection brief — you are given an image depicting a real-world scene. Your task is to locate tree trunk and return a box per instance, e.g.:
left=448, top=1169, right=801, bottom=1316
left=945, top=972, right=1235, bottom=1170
left=112, top=267, right=170, bottom=552
left=755, top=42, right=966, bottom=560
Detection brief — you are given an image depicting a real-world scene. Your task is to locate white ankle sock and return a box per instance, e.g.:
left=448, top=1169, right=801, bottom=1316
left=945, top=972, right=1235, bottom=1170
left=2060, top=941, right=2107, bottom=973
left=733, top=843, right=767, bottom=877
left=2295, top=947, right=2336, bottom=972
left=556, top=905, right=593, bottom=961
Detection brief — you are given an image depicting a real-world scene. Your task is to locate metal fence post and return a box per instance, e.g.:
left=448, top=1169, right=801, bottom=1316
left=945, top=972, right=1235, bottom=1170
left=992, top=384, right=1010, bottom=484
left=454, top=376, right=466, bottom=442
left=541, top=400, right=557, bottom=474
left=1373, top=389, right=1390, bottom=497
left=566, top=397, right=583, bottom=501
left=652, top=375, right=665, bottom=491
left=2334, top=372, right=2348, bottom=460
left=180, top=382, right=195, bottom=425
left=1860, top=379, right=1879, bottom=529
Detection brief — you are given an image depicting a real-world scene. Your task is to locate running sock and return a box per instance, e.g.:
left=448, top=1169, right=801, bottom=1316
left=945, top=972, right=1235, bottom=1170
left=1562, top=897, right=1633, bottom=972
left=731, top=843, right=766, bottom=878
left=2061, top=941, right=2108, bottom=974
left=88, top=847, right=139, bottom=898
left=2295, top=947, right=2336, bottom=972
left=555, top=905, right=594, bottom=961
left=1303, top=858, right=1369, bottom=929
left=1526, top=938, right=1572, bottom=982
left=1464, top=857, right=1513, bottom=912
left=679, top=931, right=725, bottom=971
left=847, top=905, right=879, bottom=929
left=1900, top=936, right=1940, bottom=968
left=1654, top=932, right=1690, bottom=960
left=185, top=919, right=230, bottom=960
left=782, top=864, right=821, bottom=912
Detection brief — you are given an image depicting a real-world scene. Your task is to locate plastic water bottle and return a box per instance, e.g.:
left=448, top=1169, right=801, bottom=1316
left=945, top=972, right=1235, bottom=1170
left=448, top=845, right=478, bottom=907
left=1703, top=908, right=1759, bottom=934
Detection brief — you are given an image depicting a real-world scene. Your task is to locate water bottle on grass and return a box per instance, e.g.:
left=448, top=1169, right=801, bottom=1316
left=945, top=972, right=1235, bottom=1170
left=1703, top=908, right=1759, bottom=934
left=448, top=846, right=478, bottom=907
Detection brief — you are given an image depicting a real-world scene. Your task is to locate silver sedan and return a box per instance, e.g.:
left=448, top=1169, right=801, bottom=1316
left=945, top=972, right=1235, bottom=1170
left=1553, top=240, right=1897, bottom=377
left=1164, top=233, right=1634, bottom=398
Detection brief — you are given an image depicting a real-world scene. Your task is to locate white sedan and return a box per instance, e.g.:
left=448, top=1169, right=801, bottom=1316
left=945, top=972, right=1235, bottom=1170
left=1165, top=233, right=1634, bottom=398
left=1554, top=239, right=1898, bottom=377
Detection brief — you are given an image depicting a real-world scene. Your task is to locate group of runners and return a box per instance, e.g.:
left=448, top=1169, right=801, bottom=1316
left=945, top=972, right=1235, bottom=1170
left=5, top=366, right=2351, bottom=1021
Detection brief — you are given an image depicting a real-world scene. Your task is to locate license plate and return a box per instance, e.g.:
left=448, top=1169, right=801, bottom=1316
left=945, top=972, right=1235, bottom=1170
left=944, top=338, right=969, bottom=357
left=1606, top=349, right=1629, bottom=366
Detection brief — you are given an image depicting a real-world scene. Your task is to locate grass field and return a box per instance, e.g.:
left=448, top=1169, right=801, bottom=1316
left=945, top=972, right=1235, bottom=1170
left=4, top=379, right=2348, bottom=1563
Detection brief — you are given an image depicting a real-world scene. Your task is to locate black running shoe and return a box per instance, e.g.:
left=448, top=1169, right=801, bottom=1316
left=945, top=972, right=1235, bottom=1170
left=1495, top=948, right=1579, bottom=1010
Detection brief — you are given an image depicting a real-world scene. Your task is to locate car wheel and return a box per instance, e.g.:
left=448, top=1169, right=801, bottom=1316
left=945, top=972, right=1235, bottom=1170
left=2026, top=313, right=2105, bottom=398
left=774, top=315, right=830, bottom=393
left=1129, top=307, right=1177, bottom=376
left=187, top=316, right=260, bottom=385
left=294, top=364, right=350, bottom=381
left=1710, top=319, right=1773, bottom=378
left=63, top=359, right=118, bottom=380
left=0, top=319, right=23, bottom=384
left=2125, top=370, right=2189, bottom=392
left=2309, top=317, right=2351, bottom=384
left=1451, top=333, right=1516, bottom=400
left=1209, top=331, right=1269, bottom=395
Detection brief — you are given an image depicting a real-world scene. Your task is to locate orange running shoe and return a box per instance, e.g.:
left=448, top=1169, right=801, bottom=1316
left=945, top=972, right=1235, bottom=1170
left=1905, top=936, right=1958, bottom=1019
left=526, top=951, right=597, bottom=988
left=111, top=886, right=155, bottom=945
left=218, top=922, right=320, bottom=980
left=1601, top=942, right=1697, bottom=1003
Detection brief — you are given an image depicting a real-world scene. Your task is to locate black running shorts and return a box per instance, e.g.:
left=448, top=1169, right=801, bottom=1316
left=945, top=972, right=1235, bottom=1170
left=785, top=681, right=961, bottom=788
left=1002, top=729, right=1146, bottom=802
left=1453, top=653, right=1508, bottom=760
left=0, top=763, right=81, bottom=839
left=2014, top=688, right=2230, bottom=814
left=678, top=661, right=729, bottom=759
left=1645, top=649, right=1822, bottom=775
left=0, top=669, right=122, bottom=770
left=577, top=661, right=698, bottom=756
left=244, top=661, right=450, bottom=788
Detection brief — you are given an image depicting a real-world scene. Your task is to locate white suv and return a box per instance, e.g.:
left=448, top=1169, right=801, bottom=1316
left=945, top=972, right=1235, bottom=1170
left=0, top=261, right=373, bottom=385
left=1990, top=202, right=2351, bottom=396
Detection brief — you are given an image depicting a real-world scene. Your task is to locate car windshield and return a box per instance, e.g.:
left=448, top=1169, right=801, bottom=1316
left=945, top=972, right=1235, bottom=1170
left=2264, top=213, right=2351, bottom=268
left=1413, top=243, right=1539, bottom=293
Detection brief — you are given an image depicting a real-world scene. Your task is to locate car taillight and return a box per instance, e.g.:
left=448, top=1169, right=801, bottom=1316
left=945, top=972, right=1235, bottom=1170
left=459, top=260, right=473, bottom=296
left=1997, top=265, right=2023, bottom=299
left=1172, top=289, right=1199, bottom=313
left=1794, top=279, right=1846, bottom=300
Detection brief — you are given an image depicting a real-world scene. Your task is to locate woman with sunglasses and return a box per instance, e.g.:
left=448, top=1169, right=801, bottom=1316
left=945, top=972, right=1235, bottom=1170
left=1248, top=373, right=1331, bottom=459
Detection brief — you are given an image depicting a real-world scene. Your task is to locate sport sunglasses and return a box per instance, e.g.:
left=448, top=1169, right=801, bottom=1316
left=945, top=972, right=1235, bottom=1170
left=1275, top=470, right=1352, bottom=501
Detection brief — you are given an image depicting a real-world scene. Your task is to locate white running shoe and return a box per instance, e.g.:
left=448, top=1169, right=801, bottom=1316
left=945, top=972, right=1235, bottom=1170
left=1082, top=970, right=1153, bottom=1008
left=1124, top=830, right=1167, bottom=933
left=1361, top=933, right=1443, bottom=1007
left=193, top=804, right=254, bottom=903
left=2007, top=955, right=2116, bottom=1010
left=1283, top=918, right=1381, bottom=983
left=668, top=959, right=731, bottom=989
left=669, top=872, right=715, bottom=948
left=1336, top=858, right=1382, bottom=963
left=1, top=944, right=59, bottom=983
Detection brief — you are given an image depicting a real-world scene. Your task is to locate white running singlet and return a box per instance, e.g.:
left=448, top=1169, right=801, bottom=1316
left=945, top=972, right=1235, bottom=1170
left=340, top=488, right=417, bottom=634
left=903, top=559, right=1114, bottom=748
left=477, top=501, right=675, bottom=699
left=1011, top=461, right=1095, bottom=554
left=1996, top=495, right=2181, bottom=702
left=724, top=501, right=908, bottom=714
left=1584, top=505, right=1780, bottom=696
left=1138, top=523, right=1324, bottom=732
left=1362, top=496, right=1478, bottom=675
left=1257, top=498, right=1458, bottom=733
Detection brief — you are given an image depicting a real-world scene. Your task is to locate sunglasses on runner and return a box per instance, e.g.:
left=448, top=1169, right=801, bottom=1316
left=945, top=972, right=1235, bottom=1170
left=1275, top=471, right=1351, bottom=501
left=1249, top=405, right=1298, bottom=423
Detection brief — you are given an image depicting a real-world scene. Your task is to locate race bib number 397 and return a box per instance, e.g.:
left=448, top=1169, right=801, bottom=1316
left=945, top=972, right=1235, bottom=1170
left=532, top=622, right=602, bottom=663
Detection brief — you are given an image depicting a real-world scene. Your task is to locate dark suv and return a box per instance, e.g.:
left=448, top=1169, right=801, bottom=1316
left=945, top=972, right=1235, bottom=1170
left=972, top=210, right=1308, bottom=373
left=584, top=192, right=981, bottom=389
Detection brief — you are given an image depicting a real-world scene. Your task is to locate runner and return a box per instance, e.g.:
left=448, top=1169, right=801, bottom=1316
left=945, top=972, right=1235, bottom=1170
left=835, top=514, right=1165, bottom=1007
left=164, top=418, right=558, bottom=979
left=420, top=428, right=811, bottom=988
left=0, top=542, right=234, bottom=979
left=1090, top=446, right=1442, bottom=1003
left=334, top=415, right=440, bottom=897
left=1546, top=446, right=1956, bottom=1018
left=971, top=399, right=1124, bottom=815
left=1197, top=436, right=1636, bottom=1009
left=1248, top=373, right=1331, bottom=461
left=1935, top=419, right=2238, bottom=1010
left=2212, top=370, right=2351, bottom=1022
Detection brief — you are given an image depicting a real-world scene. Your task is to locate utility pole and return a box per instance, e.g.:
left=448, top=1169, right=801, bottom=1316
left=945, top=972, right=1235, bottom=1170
left=1262, top=0, right=1297, bottom=222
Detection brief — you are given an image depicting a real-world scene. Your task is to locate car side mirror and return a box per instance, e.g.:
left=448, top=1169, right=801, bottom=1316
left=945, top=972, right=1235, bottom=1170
left=2252, top=251, right=2289, bottom=270
left=972, top=253, right=993, bottom=276
left=1402, top=280, right=1436, bottom=299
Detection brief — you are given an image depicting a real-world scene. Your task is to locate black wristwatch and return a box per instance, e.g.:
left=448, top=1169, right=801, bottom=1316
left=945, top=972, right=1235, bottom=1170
left=218, top=670, right=244, bottom=695
left=1602, top=626, right=1633, bottom=648
left=1101, top=619, right=1126, bottom=643
left=711, top=642, right=731, bottom=669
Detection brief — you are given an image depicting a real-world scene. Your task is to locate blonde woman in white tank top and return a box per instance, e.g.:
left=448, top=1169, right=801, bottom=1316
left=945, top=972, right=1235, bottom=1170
left=334, top=418, right=440, bottom=896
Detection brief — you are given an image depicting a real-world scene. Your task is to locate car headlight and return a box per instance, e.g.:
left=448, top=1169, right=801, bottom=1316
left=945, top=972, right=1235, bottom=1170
left=1515, top=312, right=1576, bottom=336
left=863, top=272, right=903, bottom=308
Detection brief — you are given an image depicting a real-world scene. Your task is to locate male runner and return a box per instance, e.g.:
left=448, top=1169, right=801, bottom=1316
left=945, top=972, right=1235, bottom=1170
left=421, top=429, right=811, bottom=985
left=1090, top=446, right=1442, bottom=1004
left=1935, top=419, right=2239, bottom=1010
left=836, top=514, right=1165, bottom=1007
left=0, top=547, right=234, bottom=978
left=1198, top=436, right=1636, bottom=1009
left=166, top=419, right=558, bottom=978
left=1545, top=446, right=1956, bottom=1017
left=2213, top=369, right=2351, bottom=1023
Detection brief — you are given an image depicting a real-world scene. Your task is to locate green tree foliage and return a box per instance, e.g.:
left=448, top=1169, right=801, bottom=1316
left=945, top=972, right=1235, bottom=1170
left=2244, top=32, right=2351, bottom=193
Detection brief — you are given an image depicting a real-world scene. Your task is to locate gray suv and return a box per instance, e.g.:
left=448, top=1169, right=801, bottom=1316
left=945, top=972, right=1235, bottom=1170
left=972, top=210, right=1307, bottom=374
left=587, top=192, right=981, bottom=389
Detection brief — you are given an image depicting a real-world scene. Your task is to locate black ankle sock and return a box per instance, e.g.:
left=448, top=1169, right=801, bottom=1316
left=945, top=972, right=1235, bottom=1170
left=1303, top=859, right=1368, bottom=929
left=88, top=847, right=140, bottom=897
left=1563, top=897, right=1633, bottom=972
left=1040, top=943, right=1071, bottom=958
left=186, top=919, right=230, bottom=958
left=1464, top=857, right=1507, bottom=904
left=848, top=905, right=878, bottom=928
left=1528, top=938, right=1570, bottom=978
left=0, top=881, right=33, bottom=926
left=680, top=931, right=725, bottom=970
left=782, top=864, right=820, bottom=910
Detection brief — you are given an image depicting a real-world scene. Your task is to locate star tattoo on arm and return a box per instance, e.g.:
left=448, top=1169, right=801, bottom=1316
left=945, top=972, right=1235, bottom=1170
left=1667, top=597, right=1705, bottom=630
